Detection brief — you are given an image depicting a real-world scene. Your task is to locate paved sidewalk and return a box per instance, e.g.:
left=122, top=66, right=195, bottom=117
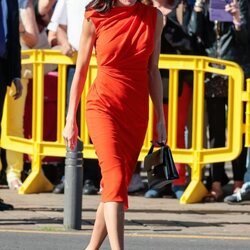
left=0, top=188, right=250, bottom=238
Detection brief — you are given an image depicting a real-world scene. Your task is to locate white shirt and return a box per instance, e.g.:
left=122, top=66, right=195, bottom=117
left=47, top=0, right=66, bottom=32
left=47, top=0, right=91, bottom=51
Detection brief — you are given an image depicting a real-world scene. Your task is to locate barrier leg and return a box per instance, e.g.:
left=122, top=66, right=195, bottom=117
left=19, top=161, right=54, bottom=194
left=180, top=163, right=208, bottom=204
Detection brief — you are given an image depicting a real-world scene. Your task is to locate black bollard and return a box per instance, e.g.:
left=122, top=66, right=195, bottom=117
left=63, top=138, right=84, bottom=230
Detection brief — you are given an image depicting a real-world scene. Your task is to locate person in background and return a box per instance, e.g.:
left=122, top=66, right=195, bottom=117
left=224, top=149, right=250, bottom=203
left=46, top=0, right=65, bottom=47
left=1, top=0, right=53, bottom=191
left=127, top=162, right=145, bottom=194
left=47, top=0, right=101, bottom=195
left=19, top=0, right=39, bottom=49
left=29, top=0, right=57, bottom=46
left=1, top=0, right=39, bottom=191
left=224, top=0, right=250, bottom=204
left=142, top=0, right=194, bottom=199
left=63, top=0, right=167, bottom=248
left=37, top=0, right=57, bottom=16
left=189, top=0, right=249, bottom=202
left=34, top=0, right=57, bottom=31
left=0, top=0, right=23, bottom=210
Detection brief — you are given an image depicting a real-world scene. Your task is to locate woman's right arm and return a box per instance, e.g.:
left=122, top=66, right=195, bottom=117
left=63, top=17, right=96, bottom=149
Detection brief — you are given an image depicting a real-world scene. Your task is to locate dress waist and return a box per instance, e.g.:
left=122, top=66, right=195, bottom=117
left=97, top=65, right=148, bottom=82
left=98, top=65, right=147, bottom=73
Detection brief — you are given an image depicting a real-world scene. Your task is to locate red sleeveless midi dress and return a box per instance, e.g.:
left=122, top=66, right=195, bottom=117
left=85, top=2, right=157, bottom=209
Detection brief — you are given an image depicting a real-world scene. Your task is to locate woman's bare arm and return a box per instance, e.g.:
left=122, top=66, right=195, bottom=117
left=63, top=18, right=96, bottom=148
left=148, top=10, right=166, bottom=143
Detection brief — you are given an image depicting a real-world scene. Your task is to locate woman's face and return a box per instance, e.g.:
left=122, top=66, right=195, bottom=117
left=116, top=0, right=137, bottom=7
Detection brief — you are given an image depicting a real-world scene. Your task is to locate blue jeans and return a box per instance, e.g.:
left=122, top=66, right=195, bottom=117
left=241, top=148, right=250, bottom=196
left=244, top=148, right=250, bottom=183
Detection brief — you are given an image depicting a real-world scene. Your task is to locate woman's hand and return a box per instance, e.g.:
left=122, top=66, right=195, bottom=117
left=63, top=119, right=78, bottom=150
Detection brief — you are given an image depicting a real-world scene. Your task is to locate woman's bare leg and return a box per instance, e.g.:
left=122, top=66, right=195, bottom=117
left=85, top=202, right=107, bottom=250
left=104, top=202, right=124, bottom=250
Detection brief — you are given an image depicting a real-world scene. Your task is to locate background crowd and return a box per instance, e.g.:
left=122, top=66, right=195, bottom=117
left=1, top=0, right=250, bottom=211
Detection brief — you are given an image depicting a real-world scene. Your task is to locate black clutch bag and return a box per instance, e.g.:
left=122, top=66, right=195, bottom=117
left=144, top=144, right=179, bottom=190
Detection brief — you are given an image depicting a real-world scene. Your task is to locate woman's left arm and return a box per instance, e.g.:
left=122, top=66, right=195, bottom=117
left=148, top=10, right=166, bottom=144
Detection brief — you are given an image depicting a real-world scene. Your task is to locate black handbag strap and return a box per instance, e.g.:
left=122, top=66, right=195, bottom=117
left=147, top=142, right=166, bottom=155
left=147, top=144, right=154, bottom=155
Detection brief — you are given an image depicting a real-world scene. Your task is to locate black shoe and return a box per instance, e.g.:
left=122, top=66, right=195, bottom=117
left=53, top=181, right=64, bottom=194
left=0, top=199, right=14, bottom=211
left=83, top=179, right=98, bottom=195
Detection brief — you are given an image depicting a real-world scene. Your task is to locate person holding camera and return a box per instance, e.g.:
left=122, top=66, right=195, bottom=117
left=189, top=0, right=249, bottom=202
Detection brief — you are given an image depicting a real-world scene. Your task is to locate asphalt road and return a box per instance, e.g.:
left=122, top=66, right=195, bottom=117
left=0, top=230, right=250, bottom=250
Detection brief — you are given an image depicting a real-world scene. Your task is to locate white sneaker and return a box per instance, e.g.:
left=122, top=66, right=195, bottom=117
left=128, top=173, right=144, bottom=193
left=7, top=178, right=22, bottom=190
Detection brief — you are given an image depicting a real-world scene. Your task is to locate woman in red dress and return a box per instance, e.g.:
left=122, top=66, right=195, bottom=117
left=63, top=0, right=169, bottom=249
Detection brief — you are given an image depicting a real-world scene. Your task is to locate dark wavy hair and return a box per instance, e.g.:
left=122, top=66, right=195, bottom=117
left=86, top=0, right=115, bottom=13
left=86, top=0, right=141, bottom=13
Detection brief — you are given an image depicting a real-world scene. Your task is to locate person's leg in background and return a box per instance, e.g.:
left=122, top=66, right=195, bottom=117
left=244, top=148, right=250, bottom=183
left=224, top=147, right=250, bottom=203
left=231, top=92, right=247, bottom=193
left=53, top=66, right=77, bottom=194
left=67, top=66, right=101, bottom=194
left=0, top=79, right=14, bottom=210
left=128, top=161, right=145, bottom=194
left=223, top=90, right=248, bottom=203
left=204, top=97, right=228, bottom=202
left=171, top=81, right=192, bottom=199
left=144, top=81, right=192, bottom=199
left=83, top=159, right=101, bottom=195
left=232, top=144, right=247, bottom=192
left=4, top=78, right=28, bottom=190
left=0, top=82, right=7, bottom=179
